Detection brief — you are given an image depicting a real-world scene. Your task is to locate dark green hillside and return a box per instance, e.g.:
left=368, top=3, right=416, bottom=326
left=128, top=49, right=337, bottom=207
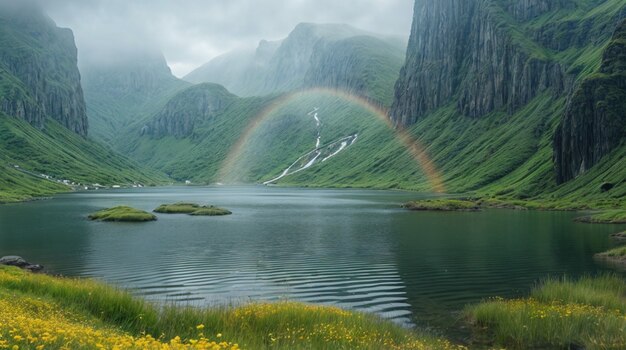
left=0, top=115, right=164, bottom=201
left=121, top=86, right=426, bottom=189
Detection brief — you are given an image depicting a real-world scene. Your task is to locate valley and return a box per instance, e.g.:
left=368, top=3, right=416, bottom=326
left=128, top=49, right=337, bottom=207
left=0, top=0, right=625, bottom=349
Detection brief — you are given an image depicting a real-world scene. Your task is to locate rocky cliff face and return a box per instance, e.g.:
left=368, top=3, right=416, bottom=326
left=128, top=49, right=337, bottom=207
left=554, top=19, right=626, bottom=183
left=0, top=2, right=88, bottom=136
left=141, top=83, right=236, bottom=139
left=390, top=0, right=568, bottom=126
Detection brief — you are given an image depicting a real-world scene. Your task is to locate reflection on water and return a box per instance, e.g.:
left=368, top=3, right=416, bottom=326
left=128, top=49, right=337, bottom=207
left=0, top=186, right=623, bottom=333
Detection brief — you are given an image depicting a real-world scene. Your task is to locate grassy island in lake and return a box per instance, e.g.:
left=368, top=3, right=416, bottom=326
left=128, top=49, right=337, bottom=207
left=403, top=199, right=480, bottom=212
left=574, top=210, right=626, bottom=224
left=0, top=266, right=463, bottom=350
left=88, top=206, right=157, bottom=222
left=155, top=202, right=232, bottom=216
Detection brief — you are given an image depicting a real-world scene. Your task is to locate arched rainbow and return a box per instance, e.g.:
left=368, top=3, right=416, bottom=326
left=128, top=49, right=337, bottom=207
left=217, top=88, right=445, bottom=193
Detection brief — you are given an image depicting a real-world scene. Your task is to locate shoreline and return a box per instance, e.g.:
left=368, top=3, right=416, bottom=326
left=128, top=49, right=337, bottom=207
left=3, top=183, right=624, bottom=212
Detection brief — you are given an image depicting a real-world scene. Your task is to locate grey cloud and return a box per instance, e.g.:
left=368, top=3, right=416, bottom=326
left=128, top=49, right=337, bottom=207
left=39, top=0, right=413, bottom=77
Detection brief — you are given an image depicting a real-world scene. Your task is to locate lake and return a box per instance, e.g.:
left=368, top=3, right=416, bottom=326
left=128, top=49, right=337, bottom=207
left=0, top=186, right=623, bottom=337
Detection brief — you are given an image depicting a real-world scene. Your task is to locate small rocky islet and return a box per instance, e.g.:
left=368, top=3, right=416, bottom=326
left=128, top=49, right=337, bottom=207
left=88, top=206, right=157, bottom=222
left=402, top=199, right=481, bottom=212
left=154, top=202, right=232, bottom=216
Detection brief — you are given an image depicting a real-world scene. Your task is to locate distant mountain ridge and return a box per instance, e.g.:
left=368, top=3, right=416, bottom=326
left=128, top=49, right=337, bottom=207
left=184, top=23, right=406, bottom=106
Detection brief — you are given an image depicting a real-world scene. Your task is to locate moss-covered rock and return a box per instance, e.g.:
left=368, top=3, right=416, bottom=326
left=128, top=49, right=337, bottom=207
left=88, top=206, right=157, bottom=222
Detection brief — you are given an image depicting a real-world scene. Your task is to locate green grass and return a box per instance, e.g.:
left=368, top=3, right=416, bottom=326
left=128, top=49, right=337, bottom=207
left=154, top=202, right=204, bottom=214
left=0, top=266, right=463, bottom=350
left=402, top=199, right=480, bottom=211
left=467, top=275, right=626, bottom=349
left=0, top=115, right=167, bottom=203
left=574, top=210, right=626, bottom=223
left=154, top=202, right=232, bottom=216
left=88, top=206, right=157, bottom=222
left=0, top=164, right=67, bottom=203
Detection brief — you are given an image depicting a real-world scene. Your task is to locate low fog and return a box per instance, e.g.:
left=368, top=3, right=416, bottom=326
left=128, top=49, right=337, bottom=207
left=39, top=0, right=414, bottom=77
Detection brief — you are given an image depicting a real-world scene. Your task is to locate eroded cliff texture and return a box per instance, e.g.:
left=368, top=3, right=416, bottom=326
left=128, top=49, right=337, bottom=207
left=142, top=83, right=236, bottom=139
left=390, top=0, right=570, bottom=126
left=554, top=19, right=626, bottom=183
left=0, top=2, right=88, bottom=136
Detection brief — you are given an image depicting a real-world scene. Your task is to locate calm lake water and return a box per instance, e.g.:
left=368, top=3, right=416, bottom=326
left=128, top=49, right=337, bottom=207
left=0, top=186, right=624, bottom=335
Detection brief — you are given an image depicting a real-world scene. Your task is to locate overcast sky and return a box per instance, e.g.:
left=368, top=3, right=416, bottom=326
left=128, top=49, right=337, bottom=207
left=41, top=0, right=414, bottom=77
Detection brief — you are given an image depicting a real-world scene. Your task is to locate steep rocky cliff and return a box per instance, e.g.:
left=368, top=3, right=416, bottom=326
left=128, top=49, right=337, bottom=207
left=0, top=1, right=87, bottom=136
left=554, top=19, right=626, bottom=183
left=141, top=83, right=236, bottom=139
left=390, top=0, right=571, bottom=126
left=385, top=0, right=625, bottom=201
left=184, top=23, right=405, bottom=106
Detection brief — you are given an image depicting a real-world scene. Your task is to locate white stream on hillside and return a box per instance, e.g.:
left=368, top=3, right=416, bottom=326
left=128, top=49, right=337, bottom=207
left=263, top=108, right=358, bottom=185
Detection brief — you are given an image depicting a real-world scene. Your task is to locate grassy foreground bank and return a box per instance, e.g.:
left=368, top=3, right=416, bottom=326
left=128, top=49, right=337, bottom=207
left=467, top=275, right=626, bottom=349
left=0, top=266, right=463, bottom=350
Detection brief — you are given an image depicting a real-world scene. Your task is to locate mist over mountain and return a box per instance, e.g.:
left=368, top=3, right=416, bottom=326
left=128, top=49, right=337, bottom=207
left=184, top=23, right=406, bottom=105
left=79, top=48, right=190, bottom=144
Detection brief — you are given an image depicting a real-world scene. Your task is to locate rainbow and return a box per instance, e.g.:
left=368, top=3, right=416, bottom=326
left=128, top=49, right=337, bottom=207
left=217, top=88, right=445, bottom=193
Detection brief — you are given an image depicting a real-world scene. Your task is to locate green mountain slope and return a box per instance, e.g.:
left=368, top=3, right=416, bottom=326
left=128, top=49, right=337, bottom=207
left=0, top=114, right=164, bottom=202
left=117, top=85, right=427, bottom=189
